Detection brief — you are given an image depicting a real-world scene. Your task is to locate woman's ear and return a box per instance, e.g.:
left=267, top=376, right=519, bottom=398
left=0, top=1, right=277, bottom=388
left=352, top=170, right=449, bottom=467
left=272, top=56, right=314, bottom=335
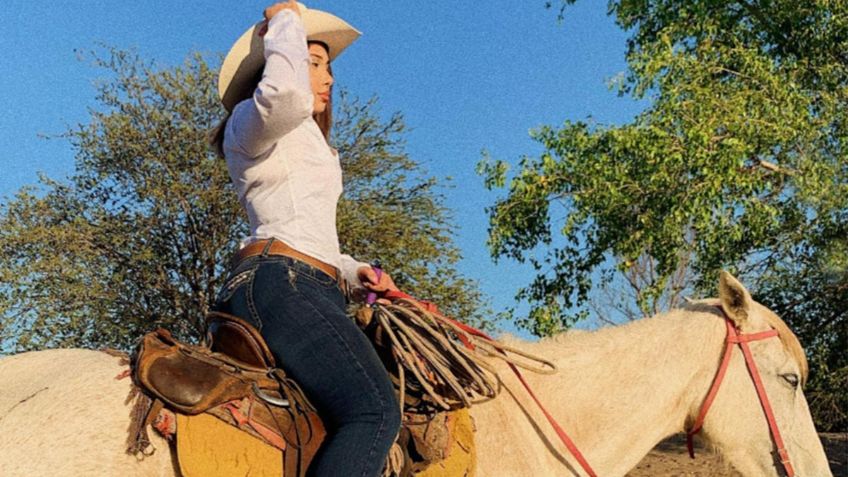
left=718, top=271, right=753, bottom=328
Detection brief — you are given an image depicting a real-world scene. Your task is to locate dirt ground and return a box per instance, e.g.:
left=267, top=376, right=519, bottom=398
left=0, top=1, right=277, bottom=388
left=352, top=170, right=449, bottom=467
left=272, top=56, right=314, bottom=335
left=626, top=433, right=847, bottom=476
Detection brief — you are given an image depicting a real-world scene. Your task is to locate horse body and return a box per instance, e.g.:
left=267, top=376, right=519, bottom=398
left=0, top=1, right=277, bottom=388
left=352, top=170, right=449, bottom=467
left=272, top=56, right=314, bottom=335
left=472, top=300, right=825, bottom=476
left=0, top=348, right=174, bottom=477
left=0, top=273, right=833, bottom=476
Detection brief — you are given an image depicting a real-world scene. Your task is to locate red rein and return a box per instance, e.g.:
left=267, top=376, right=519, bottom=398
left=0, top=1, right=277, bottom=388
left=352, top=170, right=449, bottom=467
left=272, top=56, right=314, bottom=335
left=686, top=307, right=795, bottom=477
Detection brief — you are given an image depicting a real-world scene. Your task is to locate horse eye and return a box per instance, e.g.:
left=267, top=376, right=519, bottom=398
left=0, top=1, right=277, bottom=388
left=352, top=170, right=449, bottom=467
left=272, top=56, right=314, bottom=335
left=781, top=373, right=799, bottom=389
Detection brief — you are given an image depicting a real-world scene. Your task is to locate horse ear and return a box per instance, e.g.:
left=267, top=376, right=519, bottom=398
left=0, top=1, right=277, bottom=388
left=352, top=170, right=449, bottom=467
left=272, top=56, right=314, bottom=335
left=719, top=271, right=752, bottom=327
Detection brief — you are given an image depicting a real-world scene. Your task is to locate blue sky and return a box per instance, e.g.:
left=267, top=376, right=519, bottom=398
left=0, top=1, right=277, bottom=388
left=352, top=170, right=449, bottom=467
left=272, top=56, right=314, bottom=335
left=0, top=1, right=645, bottom=337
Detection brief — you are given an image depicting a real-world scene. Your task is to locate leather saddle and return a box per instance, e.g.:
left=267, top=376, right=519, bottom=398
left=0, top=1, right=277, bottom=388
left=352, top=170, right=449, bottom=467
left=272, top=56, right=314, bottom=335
left=206, top=311, right=275, bottom=368
left=132, top=311, right=474, bottom=477
left=131, top=312, right=325, bottom=476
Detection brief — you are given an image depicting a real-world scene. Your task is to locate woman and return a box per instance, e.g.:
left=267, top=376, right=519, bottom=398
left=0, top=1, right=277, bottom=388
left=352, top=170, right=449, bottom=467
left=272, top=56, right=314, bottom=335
left=211, top=2, right=402, bottom=476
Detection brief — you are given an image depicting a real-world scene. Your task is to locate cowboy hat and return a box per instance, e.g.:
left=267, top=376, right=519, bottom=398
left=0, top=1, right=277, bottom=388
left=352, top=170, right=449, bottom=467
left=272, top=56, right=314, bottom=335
left=218, top=2, right=361, bottom=112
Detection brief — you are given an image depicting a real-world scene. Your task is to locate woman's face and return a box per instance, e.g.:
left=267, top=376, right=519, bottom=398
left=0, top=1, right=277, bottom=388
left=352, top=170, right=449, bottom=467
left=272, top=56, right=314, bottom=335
left=309, top=43, right=333, bottom=114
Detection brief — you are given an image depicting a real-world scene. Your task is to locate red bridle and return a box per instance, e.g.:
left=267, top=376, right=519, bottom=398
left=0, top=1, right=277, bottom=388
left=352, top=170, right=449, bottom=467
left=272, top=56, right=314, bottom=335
left=686, top=307, right=796, bottom=476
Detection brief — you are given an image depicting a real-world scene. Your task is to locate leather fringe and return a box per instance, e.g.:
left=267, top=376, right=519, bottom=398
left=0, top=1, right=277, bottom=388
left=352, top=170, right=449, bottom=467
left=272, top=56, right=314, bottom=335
left=126, top=389, right=161, bottom=457
left=100, top=348, right=130, bottom=365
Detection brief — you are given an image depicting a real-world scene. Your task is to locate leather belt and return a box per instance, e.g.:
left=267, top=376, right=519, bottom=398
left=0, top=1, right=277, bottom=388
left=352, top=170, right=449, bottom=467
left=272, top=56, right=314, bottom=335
left=232, top=239, right=339, bottom=282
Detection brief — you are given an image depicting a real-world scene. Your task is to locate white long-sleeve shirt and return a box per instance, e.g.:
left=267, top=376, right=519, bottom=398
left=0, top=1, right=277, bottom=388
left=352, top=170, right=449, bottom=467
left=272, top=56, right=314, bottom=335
left=223, top=10, right=369, bottom=289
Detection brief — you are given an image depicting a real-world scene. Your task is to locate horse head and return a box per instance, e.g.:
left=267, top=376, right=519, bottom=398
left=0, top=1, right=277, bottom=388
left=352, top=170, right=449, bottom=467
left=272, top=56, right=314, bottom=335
left=690, top=271, right=831, bottom=476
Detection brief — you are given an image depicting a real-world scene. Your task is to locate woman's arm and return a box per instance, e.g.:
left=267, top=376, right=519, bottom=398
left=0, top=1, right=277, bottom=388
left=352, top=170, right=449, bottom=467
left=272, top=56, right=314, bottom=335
left=225, top=8, right=313, bottom=158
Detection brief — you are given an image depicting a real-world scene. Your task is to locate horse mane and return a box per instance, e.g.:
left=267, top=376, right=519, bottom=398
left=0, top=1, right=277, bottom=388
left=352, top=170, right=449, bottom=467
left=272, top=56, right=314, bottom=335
left=500, top=299, right=809, bottom=387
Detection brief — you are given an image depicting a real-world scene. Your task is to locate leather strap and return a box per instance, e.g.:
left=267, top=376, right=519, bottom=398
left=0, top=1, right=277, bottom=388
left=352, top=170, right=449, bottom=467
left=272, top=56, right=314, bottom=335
left=223, top=400, right=287, bottom=450
left=686, top=307, right=794, bottom=477
left=232, top=239, right=339, bottom=282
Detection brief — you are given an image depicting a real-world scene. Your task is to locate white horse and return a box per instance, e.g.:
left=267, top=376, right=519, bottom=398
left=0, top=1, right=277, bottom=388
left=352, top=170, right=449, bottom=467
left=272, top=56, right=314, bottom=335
left=0, top=272, right=832, bottom=476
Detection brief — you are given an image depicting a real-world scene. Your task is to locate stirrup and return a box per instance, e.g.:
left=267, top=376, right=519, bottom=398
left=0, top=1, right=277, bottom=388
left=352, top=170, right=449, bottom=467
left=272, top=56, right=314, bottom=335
left=252, top=382, right=290, bottom=407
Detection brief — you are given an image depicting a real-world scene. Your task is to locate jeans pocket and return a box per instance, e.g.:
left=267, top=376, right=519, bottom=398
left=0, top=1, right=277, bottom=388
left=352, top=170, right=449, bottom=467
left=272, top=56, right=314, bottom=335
left=214, top=263, right=262, bottom=330
left=293, top=266, right=337, bottom=289
left=216, top=268, right=254, bottom=303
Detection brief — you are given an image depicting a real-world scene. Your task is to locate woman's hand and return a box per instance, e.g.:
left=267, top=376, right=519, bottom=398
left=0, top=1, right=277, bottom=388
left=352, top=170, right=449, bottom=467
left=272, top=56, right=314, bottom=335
left=264, top=0, right=300, bottom=21
left=357, top=266, right=399, bottom=305
left=258, top=0, right=300, bottom=36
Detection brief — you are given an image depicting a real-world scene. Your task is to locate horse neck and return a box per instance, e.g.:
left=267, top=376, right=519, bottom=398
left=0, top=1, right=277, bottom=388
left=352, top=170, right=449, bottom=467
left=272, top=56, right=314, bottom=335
left=527, top=308, right=727, bottom=474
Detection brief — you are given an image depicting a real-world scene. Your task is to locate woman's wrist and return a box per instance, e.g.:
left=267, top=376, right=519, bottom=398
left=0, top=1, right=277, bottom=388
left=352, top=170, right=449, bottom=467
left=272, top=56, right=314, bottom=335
left=263, top=1, right=301, bottom=23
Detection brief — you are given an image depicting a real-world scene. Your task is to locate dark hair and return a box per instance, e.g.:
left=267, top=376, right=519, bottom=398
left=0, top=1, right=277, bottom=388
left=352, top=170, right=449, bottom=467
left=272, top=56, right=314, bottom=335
left=313, top=59, right=333, bottom=142
left=210, top=42, right=333, bottom=158
left=209, top=111, right=231, bottom=159
left=308, top=40, right=333, bottom=143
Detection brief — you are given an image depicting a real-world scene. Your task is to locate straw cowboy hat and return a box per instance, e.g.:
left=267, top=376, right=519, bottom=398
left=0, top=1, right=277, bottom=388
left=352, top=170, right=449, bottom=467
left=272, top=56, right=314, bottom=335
left=218, top=2, right=361, bottom=112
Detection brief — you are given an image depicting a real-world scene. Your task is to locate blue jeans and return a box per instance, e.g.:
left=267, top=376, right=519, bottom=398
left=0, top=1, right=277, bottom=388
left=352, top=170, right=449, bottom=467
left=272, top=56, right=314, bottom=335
left=213, top=253, right=402, bottom=477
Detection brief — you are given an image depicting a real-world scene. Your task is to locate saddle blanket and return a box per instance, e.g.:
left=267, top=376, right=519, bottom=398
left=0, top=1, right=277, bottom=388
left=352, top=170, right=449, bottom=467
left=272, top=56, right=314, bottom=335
left=168, top=407, right=477, bottom=477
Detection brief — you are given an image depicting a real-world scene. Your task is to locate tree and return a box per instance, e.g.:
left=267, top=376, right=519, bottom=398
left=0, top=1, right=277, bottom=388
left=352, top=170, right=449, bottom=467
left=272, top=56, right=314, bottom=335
left=0, top=48, right=487, bottom=354
left=334, top=93, right=487, bottom=326
left=757, top=218, right=847, bottom=431
left=479, top=1, right=846, bottom=429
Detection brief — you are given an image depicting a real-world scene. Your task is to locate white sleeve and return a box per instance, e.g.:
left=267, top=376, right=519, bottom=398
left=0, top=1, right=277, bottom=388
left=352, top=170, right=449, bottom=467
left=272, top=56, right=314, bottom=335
left=339, top=253, right=371, bottom=295
left=224, top=10, right=313, bottom=158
